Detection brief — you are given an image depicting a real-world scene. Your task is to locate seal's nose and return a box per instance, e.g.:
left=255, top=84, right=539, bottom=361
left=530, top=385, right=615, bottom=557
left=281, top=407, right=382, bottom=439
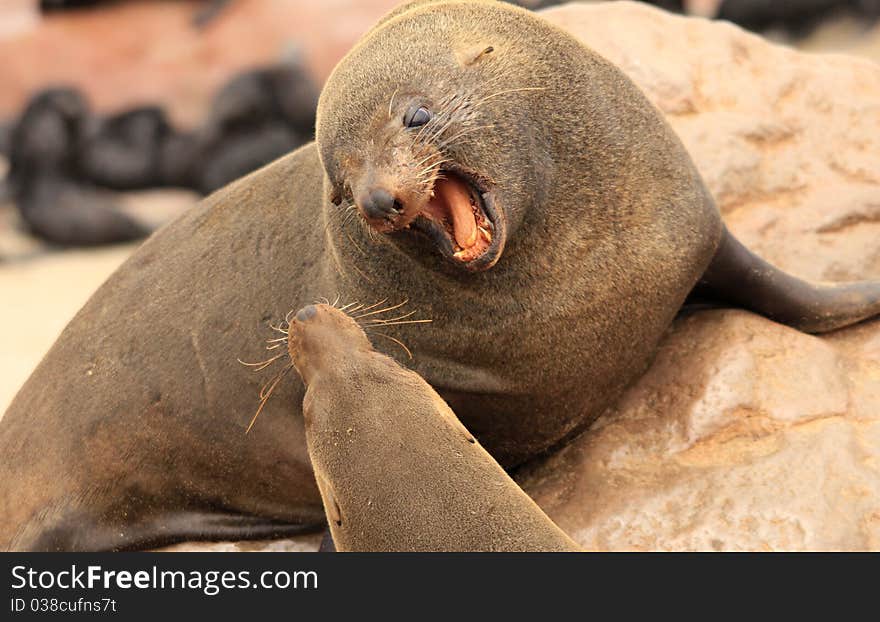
left=296, top=305, right=317, bottom=322
left=357, top=188, right=400, bottom=222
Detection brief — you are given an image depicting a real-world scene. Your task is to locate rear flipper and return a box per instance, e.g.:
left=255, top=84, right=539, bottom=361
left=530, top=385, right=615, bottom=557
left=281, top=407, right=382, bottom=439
left=692, top=225, right=880, bottom=334
left=16, top=510, right=323, bottom=552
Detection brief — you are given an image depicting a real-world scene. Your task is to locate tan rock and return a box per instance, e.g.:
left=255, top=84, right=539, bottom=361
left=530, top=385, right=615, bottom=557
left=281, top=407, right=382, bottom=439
left=156, top=533, right=323, bottom=553
left=517, top=311, right=880, bottom=551
left=513, top=2, right=880, bottom=551
left=0, top=0, right=400, bottom=125
left=543, top=1, right=880, bottom=283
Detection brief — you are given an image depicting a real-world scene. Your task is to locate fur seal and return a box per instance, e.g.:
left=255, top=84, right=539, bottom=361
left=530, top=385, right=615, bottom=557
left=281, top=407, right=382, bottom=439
left=3, top=0, right=880, bottom=550
left=289, top=303, right=579, bottom=551
left=6, top=88, right=151, bottom=246
left=80, top=105, right=173, bottom=191
left=192, top=61, right=318, bottom=194
left=717, top=1, right=880, bottom=36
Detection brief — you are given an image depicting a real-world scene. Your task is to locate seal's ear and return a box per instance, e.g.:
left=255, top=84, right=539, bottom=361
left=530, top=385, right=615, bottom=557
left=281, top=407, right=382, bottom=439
left=459, top=45, right=495, bottom=67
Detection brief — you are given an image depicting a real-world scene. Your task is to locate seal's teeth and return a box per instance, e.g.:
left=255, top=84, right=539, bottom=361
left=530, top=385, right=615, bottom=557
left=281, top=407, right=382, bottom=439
left=478, top=226, right=492, bottom=242
left=453, top=249, right=467, bottom=259
left=463, top=226, right=478, bottom=249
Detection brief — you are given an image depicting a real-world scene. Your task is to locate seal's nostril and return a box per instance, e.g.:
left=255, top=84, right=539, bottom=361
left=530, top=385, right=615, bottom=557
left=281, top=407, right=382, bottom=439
left=359, top=188, right=399, bottom=221
left=296, top=305, right=317, bottom=322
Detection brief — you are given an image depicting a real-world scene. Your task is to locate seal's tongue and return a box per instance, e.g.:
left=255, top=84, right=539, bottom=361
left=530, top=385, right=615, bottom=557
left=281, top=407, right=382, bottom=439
left=424, top=175, right=477, bottom=249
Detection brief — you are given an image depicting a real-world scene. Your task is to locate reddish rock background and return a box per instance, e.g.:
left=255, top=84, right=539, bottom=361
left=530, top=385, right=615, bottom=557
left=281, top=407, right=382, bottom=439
left=515, top=1, right=880, bottom=551
left=0, top=0, right=400, bottom=125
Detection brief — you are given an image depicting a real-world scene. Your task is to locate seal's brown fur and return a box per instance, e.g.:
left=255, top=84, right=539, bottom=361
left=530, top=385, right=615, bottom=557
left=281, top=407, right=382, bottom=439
left=289, top=304, right=579, bottom=552
left=3, top=1, right=880, bottom=550
left=316, top=0, right=722, bottom=466
left=0, top=147, right=328, bottom=551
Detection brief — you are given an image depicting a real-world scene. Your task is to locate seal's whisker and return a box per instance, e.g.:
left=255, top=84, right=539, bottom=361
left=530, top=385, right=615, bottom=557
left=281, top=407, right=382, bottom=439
left=417, top=168, right=444, bottom=185
left=237, top=351, right=287, bottom=371
left=366, top=330, right=413, bottom=359
left=412, top=150, right=444, bottom=170
left=473, top=86, right=547, bottom=109
left=422, top=117, right=452, bottom=145
left=413, top=145, right=443, bottom=163
left=258, top=361, right=292, bottom=400
left=417, top=166, right=446, bottom=183
left=439, top=124, right=496, bottom=148
left=361, top=319, right=433, bottom=327
left=246, top=362, right=294, bottom=435
left=347, top=256, right=375, bottom=284
left=323, top=197, right=363, bottom=241
left=348, top=298, right=388, bottom=316
left=424, top=97, right=469, bottom=144
left=322, top=203, right=352, bottom=236
left=331, top=293, right=342, bottom=307
left=416, top=158, right=447, bottom=179
left=416, top=163, right=448, bottom=184
left=363, top=220, right=377, bottom=242
left=414, top=109, right=443, bottom=144
left=425, top=113, right=459, bottom=144
left=344, top=231, right=367, bottom=256
left=352, top=298, right=409, bottom=319
left=415, top=94, right=461, bottom=144
left=338, top=301, right=361, bottom=311
left=388, top=86, right=399, bottom=119
left=417, top=161, right=445, bottom=176
left=364, top=309, right=417, bottom=323
left=340, top=213, right=358, bottom=232
left=266, top=343, right=285, bottom=350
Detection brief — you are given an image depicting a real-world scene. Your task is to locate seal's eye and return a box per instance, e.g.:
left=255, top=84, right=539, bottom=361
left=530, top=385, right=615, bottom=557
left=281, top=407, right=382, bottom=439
left=404, top=105, right=432, bottom=128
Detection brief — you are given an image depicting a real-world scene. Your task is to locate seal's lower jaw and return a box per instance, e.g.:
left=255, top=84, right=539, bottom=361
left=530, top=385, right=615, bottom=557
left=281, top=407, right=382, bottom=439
left=406, top=170, right=505, bottom=272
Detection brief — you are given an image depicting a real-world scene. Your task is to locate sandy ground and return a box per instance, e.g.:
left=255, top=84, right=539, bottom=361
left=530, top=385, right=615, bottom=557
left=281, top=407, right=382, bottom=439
left=0, top=188, right=195, bottom=416
left=0, top=237, right=134, bottom=415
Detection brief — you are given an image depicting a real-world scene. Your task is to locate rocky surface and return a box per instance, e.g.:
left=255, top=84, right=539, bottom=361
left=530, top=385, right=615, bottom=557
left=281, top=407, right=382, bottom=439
left=518, top=310, right=880, bottom=550
left=0, top=187, right=195, bottom=419
left=513, top=1, right=880, bottom=551
left=158, top=533, right=323, bottom=553
left=546, top=1, right=880, bottom=285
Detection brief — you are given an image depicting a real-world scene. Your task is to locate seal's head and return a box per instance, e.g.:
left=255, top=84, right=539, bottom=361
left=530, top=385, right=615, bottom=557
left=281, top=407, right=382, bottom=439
left=11, top=88, right=88, bottom=177
left=316, top=1, right=552, bottom=272
left=287, top=304, right=373, bottom=385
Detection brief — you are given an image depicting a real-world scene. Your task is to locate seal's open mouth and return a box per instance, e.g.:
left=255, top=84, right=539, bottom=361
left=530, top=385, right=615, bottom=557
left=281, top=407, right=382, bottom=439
left=406, top=169, right=504, bottom=270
